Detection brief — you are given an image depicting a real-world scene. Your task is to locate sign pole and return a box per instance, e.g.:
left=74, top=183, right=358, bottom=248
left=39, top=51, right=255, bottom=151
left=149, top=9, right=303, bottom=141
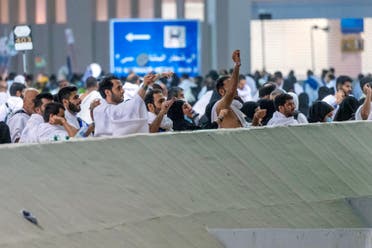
left=22, top=51, right=27, bottom=74
left=13, top=25, right=33, bottom=74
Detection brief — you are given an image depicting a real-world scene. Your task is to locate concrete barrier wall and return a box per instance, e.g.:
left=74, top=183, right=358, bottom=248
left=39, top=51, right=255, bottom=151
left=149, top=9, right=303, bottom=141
left=1, top=122, right=372, bottom=247
left=209, top=228, right=372, bottom=248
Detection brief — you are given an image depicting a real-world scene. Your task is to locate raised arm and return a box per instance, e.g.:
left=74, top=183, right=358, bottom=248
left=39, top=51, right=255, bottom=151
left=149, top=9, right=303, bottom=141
left=137, top=72, right=173, bottom=100
left=50, top=115, right=78, bottom=137
left=149, top=98, right=175, bottom=133
left=217, top=50, right=241, bottom=110
left=361, top=84, right=372, bottom=120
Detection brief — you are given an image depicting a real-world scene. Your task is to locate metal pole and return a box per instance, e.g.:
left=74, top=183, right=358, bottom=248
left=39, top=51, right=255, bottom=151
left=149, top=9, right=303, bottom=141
left=22, top=51, right=27, bottom=74
left=310, top=28, right=315, bottom=72
left=261, top=19, right=266, bottom=71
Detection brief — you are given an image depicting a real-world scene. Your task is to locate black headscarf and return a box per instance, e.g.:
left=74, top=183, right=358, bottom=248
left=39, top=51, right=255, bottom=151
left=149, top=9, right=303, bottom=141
left=167, top=100, right=200, bottom=131
left=308, top=101, right=333, bottom=123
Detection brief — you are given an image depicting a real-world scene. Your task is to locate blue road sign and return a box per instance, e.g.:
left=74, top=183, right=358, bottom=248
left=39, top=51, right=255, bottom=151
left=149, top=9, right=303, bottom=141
left=110, top=19, right=200, bottom=77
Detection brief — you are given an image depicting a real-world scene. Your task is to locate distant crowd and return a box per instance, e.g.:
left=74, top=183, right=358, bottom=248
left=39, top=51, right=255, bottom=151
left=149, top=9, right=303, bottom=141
left=0, top=49, right=371, bottom=144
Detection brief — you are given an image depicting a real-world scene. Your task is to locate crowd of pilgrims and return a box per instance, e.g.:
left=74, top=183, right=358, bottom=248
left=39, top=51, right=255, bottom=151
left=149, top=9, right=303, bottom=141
left=0, top=50, right=371, bottom=144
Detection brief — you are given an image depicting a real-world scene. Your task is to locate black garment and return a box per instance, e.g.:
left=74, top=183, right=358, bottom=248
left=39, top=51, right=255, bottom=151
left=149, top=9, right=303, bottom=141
left=241, top=101, right=259, bottom=122
left=167, top=100, right=201, bottom=131
left=0, top=122, right=11, bottom=144
left=308, top=101, right=333, bottom=123
left=257, top=99, right=275, bottom=126
left=317, top=86, right=332, bottom=101
left=334, top=96, right=360, bottom=121
left=298, top=93, right=310, bottom=116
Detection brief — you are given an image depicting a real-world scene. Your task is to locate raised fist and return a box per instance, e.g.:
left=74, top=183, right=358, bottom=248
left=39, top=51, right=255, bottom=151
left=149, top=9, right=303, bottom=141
left=232, top=50, right=241, bottom=65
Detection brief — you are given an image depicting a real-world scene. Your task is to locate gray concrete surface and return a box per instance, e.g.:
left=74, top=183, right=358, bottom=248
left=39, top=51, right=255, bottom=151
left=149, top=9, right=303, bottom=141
left=0, top=122, right=372, bottom=247
left=209, top=228, right=372, bottom=248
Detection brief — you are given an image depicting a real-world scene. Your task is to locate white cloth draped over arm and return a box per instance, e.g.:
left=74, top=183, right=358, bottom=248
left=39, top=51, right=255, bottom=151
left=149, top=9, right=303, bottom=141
left=111, top=94, right=149, bottom=136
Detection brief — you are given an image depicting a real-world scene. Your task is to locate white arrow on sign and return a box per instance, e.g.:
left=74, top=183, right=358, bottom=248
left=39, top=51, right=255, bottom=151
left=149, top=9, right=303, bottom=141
left=125, top=33, right=151, bottom=42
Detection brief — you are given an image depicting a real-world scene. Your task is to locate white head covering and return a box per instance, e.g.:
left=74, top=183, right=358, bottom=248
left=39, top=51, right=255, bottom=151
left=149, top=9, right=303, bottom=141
left=288, top=92, right=299, bottom=111
left=14, top=75, right=26, bottom=84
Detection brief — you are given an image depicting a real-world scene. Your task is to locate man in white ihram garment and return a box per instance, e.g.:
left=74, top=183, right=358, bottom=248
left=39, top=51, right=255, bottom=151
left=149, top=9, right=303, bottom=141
left=267, top=93, right=299, bottom=127
left=19, top=93, right=54, bottom=143
left=211, top=50, right=248, bottom=128
left=58, top=86, right=95, bottom=137
left=7, top=88, right=39, bottom=143
left=0, top=79, right=8, bottom=105
left=0, top=81, right=25, bottom=122
left=77, top=76, right=101, bottom=124
left=37, top=102, right=77, bottom=142
left=93, top=72, right=172, bottom=137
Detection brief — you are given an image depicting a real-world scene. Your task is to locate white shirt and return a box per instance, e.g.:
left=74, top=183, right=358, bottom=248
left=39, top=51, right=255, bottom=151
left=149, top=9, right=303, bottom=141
left=94, top=94, right=149, bottom=137
left=193, top=90, right=213, bottom=117
left=65, top=109, right=80, bottom=130
left=123, top=82, right=140, bottom=101
left=0, top=92, right=9, bottom=106
left=19, top=114, right=44, bottom=143
left=237, top=85, right=252, bottom=103
left=37, top=123, right=69, bottom=143
left=93, top=99, right=112, bottom=137
left=267, top=111, right=299, bottom=127
left=147, top=112, right=173, bottom=131
left=77, top=90, right=102, bottom=124
left=111, top=94, right=149, bottom=136
left=355, top=102, right=372, bottom=120
left=0, top=96, right=23, bottom=122
left=7, top=110, right=30, bottom=142
left=322, top=94, right=337, bottom=108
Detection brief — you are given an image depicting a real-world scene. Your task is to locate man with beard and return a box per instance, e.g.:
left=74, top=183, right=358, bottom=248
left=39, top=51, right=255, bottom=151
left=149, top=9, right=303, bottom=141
left=58, top=86, right=94, bottom=137
left=7, top=88, right=39, bottom=142
left=211, top=50, right=248, bottom=128
left=19, top=92, right=54, bottom=143
left=267, top=93, right=299, bottom=126
left=145, top=88, right=174, bottom=132
left=94, top=73, right=165, bottom=137
left=322, top=75, right=353, bottom=109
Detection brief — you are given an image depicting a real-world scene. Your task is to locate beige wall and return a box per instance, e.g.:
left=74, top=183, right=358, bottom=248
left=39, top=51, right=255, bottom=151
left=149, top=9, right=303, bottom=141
left=251, top=18, right=370, bottom=79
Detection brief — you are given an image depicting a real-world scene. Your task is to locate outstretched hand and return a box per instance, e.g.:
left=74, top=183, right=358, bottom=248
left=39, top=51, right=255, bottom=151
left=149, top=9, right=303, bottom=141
left=159, top=72, right=174, bottom=79
left=143, top=73, right=157, bottom=86
left=160, top=97, right=176, bottom=115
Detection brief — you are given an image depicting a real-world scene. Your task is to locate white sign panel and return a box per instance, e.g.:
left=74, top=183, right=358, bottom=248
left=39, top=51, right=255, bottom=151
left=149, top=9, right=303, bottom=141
left=13, top=25, right=33, bottom=51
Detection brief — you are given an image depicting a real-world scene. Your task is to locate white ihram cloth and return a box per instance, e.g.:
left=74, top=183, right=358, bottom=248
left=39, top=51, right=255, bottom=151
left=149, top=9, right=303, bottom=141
left=111, top=94, right=149, bottom=136
left=94, top=94, right=149, bottom=137
left=7, top=111, right=29, bottom=142
left=77, top=90, right=101, bottom=124
left=19, top=114, right=44, bottom=143
left=237, top=84, right=252, bottom=102
left=193, top=90, right=212, bottom=117
left=64, top=110, right=80, bottom=130
left=355, top=102, right=372, bottom=120
left=147, top=112, right=173, bottom=131
left=267, top=111, right=299, bottom=127
left=0, top=96, right=23, bottom=122
left=37, top=123, right=69, bottom=143
left=123, top=82, right=139, bottom=101
left=0, top=92, right=9, bottom=106
left=211, top=99, right=248, bottom=127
